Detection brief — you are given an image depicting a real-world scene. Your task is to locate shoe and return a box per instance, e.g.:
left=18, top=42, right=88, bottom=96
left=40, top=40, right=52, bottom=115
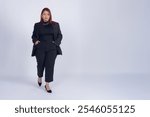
left=38, top=78, right=42, bottom=86
left=45, top=85, right=52, bottom=93
left=38, top=81, right=42, bottom=86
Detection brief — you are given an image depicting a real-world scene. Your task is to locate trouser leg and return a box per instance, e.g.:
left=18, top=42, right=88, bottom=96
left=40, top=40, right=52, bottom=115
left=45, top=50, right=57, bottom=82
left=35, top=49, right=46, bottom=78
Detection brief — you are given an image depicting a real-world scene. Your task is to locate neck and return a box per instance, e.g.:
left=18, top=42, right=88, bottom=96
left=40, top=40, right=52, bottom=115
left=42, top=20, right=49, bottom=25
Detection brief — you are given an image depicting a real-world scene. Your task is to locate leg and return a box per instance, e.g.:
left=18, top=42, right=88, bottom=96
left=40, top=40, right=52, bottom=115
left=35, top=49, right=46, bottom=78
left=44, top=50, right=57, bottom=83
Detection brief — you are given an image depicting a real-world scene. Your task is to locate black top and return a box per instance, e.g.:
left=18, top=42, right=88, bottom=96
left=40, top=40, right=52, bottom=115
left=35, top=21, right=56, bottom=50
left=39, top=21, right=54, bottom=42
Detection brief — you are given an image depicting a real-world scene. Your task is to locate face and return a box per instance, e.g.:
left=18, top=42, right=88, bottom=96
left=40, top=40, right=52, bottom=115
left=41, top=10, right=50, bottom=22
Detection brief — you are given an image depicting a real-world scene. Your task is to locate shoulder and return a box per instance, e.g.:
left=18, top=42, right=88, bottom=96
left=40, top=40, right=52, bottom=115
left=51, top=20, right=59, bottom=24
left=34, top=21, right=60, bottom=26
left=34, top=22, right=41, bottom=26
left=51, top=21, right=60, bottom=27
left=32, top=22, right=41, bottom=29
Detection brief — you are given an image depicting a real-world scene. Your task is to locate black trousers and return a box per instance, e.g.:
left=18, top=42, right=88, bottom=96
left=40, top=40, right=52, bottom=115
left=35, top=44, right=57, bottom=82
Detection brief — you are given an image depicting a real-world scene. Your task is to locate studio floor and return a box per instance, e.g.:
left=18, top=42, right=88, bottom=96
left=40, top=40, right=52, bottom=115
left=0, top=73, right=150, bottom=100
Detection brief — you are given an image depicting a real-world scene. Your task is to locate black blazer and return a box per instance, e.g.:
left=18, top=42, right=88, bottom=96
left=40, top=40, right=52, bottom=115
left=31, top=21, right=63, bottom=57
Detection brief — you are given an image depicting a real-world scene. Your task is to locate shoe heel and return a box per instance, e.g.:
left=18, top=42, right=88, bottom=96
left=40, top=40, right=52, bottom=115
left=45, top=85, right=52, bottom=93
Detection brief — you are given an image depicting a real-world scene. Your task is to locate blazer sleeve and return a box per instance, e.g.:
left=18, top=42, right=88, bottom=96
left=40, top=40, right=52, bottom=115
left=53, top=23, right=63, bottom=46
left=31, top=23, right=39, bottom=44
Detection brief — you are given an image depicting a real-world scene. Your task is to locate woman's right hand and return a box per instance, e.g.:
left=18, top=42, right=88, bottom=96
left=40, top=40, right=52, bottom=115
left=34, top=40, right=40, bottom=45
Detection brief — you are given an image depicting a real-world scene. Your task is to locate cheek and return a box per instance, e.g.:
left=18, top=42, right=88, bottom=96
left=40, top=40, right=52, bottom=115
left=42, top=15, right=45, bottom=19
left=46, top=15, right=50, bottom=19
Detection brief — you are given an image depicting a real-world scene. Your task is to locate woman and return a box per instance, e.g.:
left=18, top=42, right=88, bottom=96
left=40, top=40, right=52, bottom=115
left=31, top=7, right=63, bottom=93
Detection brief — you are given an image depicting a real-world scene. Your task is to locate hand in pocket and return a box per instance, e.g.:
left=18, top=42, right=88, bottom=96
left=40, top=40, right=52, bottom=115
left=35, top=40, right=40, bottom=45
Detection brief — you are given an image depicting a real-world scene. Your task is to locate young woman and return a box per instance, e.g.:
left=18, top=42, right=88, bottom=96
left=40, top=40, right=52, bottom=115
left=31, top=7, right=63, bottom=93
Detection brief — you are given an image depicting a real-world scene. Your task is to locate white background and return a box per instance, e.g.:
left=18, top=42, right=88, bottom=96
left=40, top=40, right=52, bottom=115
left=0, top=0, right=150, bottom=99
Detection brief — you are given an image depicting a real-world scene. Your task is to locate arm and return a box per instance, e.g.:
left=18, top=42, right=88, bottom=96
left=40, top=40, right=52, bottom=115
left=31, top=23, right=40, bottom=44
left=52, top=23, right=63, bottom=46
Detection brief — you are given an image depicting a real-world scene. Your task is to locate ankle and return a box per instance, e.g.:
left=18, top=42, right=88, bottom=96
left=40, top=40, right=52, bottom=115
left=38, top=78, right=42, bottom=82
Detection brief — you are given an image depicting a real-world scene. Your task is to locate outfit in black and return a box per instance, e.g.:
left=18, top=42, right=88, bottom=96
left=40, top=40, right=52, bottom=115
left=31, top=21, right=63, bottom=83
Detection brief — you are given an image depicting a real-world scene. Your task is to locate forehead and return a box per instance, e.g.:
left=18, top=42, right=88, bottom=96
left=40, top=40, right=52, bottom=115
left=42, top=10, right=50, bottom=14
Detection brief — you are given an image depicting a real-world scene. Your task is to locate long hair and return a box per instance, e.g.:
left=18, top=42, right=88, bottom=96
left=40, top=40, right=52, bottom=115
left=40, top=7, right=52, bottom=23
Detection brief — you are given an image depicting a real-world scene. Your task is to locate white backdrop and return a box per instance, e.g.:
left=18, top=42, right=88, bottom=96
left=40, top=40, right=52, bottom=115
left=0, top=0, right=150, bottom=99
left=0, top=0, right=150, bottom=77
